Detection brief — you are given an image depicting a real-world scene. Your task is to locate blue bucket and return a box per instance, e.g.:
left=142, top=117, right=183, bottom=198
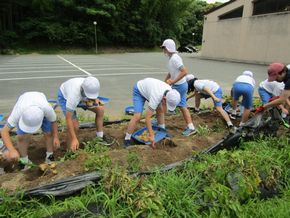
left=132, top=126, right=168, bottom=145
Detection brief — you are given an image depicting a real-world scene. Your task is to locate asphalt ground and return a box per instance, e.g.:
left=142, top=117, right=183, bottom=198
left=0, top=53, right=268, bottom=119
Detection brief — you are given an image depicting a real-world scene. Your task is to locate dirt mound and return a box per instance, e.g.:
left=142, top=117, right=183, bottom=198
left=0, top=111, right=228, bottom=192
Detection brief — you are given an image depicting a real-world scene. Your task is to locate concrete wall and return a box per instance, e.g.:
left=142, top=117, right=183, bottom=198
left=201, top=0, right=290, bottom=64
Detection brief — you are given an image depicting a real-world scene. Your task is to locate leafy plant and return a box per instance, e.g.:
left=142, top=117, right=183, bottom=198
left=197, top=124, right=211, bottom=136
left=127, top=151, right=141, bottom=172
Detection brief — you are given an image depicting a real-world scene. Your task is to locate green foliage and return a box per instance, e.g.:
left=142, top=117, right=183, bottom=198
left=127, top=150, right=141, bottom=172
left=0, top=0, right=209, bottom=49
left=2, top=137, right=290, bottom=217
left=83, top=138, right=111, bottom=171
left=197, top=124, right=211, bottom=136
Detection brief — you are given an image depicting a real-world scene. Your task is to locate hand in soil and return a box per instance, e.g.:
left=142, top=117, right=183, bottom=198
left=6, top=149, right=20, bottom=161
left=70, top=138, right=79, bottom=151
left=149, top=135, right=156, bottom=149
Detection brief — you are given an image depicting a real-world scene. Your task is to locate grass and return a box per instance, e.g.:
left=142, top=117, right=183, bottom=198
left=1, top=136, right=290, bottom=217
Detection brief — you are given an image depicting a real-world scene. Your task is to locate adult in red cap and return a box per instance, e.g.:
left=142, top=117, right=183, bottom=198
left=256, top=63, right=289, bottom=113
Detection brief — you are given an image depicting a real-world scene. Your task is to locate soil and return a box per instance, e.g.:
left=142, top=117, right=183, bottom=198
left=0, top=111, right=230, bottom=192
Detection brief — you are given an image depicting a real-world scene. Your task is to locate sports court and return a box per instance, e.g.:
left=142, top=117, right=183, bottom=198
left=0, top=53, right=267, bottom=119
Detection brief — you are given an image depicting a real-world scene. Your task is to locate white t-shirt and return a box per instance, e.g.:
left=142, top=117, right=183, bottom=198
left=137, top=78, right=172, bottom=110
left=194, top=80, right=220, bottom=94
left=7, top=92, right=56, bottom=128
left=235, top=75, right=255, bottom=87
left=259, top=80, right=284, bottom=96
left=167, top=53, right=186, bottom=85
left=60, top=78, right=86, bottom=111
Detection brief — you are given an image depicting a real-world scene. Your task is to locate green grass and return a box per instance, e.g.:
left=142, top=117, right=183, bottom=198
left=1, top=136, right=290, bottom=217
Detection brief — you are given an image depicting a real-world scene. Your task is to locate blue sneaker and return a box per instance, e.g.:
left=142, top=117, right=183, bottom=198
left=182, top=128, right=197, bottom=136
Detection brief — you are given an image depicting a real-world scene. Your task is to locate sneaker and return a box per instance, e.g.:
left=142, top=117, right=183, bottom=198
left=97, top=135, right=115, bottom=146
left=229, top=114, right=237, bottom=120
left=228, top=125, right=237, bottom=134
left=123, top=139, right=134, bottom=149
left=182, top=128, right=197, bottom=136
left=45, top=154, right=55, bottom=164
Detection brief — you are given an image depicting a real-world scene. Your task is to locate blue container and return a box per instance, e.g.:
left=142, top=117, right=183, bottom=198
left=125, top=106, right=134, bottom=115
left=132, top=126, right=168, bottom=145
left=98, top=96, right=109, bottom=104
left=48, top=99, right=59, bottom=109
left=0, top=114, right=4, bottom=122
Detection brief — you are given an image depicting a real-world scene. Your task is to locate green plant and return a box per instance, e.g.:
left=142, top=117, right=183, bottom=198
left=212, top=119, right=225, bottom=133
left=127, top=151, right=141, bottom=172
left=197, top=124, right=211, bottom=136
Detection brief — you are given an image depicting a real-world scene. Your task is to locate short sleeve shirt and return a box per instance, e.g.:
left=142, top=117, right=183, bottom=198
left=235, top=75, right=255, bottom=87
left=7, top=92, right=56, bottom=128
left=137, top=78, right=171, bottom=111
left=167, top=53, right=186, bottom=85
left=259, top=80, right=284, bottom=96
left=60, top=78, right=86, bottom=111
left=194, top=80, right=219, bottom=94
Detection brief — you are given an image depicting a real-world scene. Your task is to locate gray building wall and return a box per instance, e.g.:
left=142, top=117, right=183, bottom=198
left=201, top=0, right=290, bottom=64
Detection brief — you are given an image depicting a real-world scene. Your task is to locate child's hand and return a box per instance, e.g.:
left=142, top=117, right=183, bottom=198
left=166, top=79, right=174, bottom=85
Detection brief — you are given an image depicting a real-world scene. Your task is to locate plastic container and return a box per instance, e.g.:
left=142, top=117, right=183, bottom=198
left=132, top=126, right=168, bottom=145
left=125, top=106, right=134, bottom=115
left=0, top=114, right=4, bottom=122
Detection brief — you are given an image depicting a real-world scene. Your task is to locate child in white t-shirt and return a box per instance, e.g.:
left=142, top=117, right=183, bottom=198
left=187, top=78, right=234, bottom=128
left=124, top=78, right=180, bottom=148
left=0, top=92, right=60, bottom=170
left=161, top=39, right=196, bottom=136
left=231, top=71, right=256, bottom=126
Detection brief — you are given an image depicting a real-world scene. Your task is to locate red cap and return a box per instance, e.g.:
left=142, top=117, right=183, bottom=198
left=268, top=63, right=285, bottom=82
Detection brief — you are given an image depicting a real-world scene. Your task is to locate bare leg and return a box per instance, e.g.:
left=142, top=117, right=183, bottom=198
left=44, top=133, right=53, bottom=152
left=241, top=108, right=251, bottom=124
left=195, top=94, right=201, bottom=109
left=216, top=106, right=231, bottom=123
left=90, top=106, right=104, bottom=133
left=126, top=113, right=142, bottom=134
left=180, top=107, right=192, bottom=125
left=17, top=135, right=30, bottom=157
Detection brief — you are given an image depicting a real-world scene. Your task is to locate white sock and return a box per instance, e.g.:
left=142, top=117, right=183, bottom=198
left=231, top=110, right=237, bottom=115
left=227, top=121, right=233, bottom=126
left=239, top=122, right=245, bottom=127
left=125, top=133, right=132, bottom=140
left=195, top=107, right=200, bottom=111
left=46, top=152, right=53, bottom=158
left=96, top=131, right=104, bottom=138
left=188, top=123, right=195, bottom=130
left=158, top=124, right=165, bottom=129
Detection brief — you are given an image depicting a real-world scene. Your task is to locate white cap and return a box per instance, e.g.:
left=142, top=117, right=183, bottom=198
left=81, top=76, right=100, bottom=99
left=242, top=70, right=253, bottom=77
left=186, top=74, right=195, bottom=82
left=161, top=39, right=177, bottom=53
left=287, top=64, right=290, bottom=70
left=166, top=89, right=181, bottom=111
left=19, top=106, right=44, bottom=134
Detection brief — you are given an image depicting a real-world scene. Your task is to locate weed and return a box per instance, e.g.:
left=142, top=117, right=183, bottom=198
left=197, top=124, right=211, bottom=136
left=127, top=151, right=141, bottom=172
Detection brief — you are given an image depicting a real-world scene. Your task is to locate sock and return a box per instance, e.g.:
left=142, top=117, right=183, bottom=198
left=227, top=121, right=233, bottom=126
left=194, top=107, right=200, bottom=111
left=20, top=156, right=29, bottom=164
left=281, top=112, right=287, bottom=118
left=188, top=123, right=195, bottom=130
left=231, top=110, right=237, bottom=115
left=46, top=152, right=53, bottom=158
left=125, top=133, right=132, bottom=140
left=96, top=131, right=104, bottom=138
left=239, top=122, right=245, bottom=127
left=158, top=124, right=165, bottom=129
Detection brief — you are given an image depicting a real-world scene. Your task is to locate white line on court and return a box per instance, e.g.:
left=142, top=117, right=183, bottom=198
left=57, top=55, right=92, bottom=76
left=0, top=71, right=165, bottom=81
left=0, top=67, right=161, bottom=75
